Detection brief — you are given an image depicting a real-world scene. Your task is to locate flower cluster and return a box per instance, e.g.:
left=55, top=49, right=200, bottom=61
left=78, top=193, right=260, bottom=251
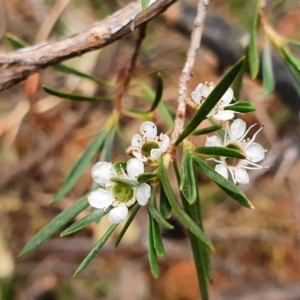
left=191, top=82, right=267, bottom=184
left=205, top=119, right=266, bottom=184
left=88, top=122, right=170, bottom=223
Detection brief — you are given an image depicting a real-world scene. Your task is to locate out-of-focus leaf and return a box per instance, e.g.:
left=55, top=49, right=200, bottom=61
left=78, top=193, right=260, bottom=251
left=193, top=156, right=253, bottom=209
left=20, top=194, right=89, bottom=257
left=43, top=85, right=112, bottom=102
left=192, top=125, right=222, bottom=136
left=194, top=147, right=246, bottom=159
left=115, top=203, right=140, bottom=248
left=277, top=44, right=300, bottom=97
left=175, top=57, right=245, bottom=145
left=248, top=0, right=260, bottom=79
left=60, top=209, right=106, bottom=237
left=5, top=33, right=27, bottom=48
left=263, top=36, right=275, bottom=95
left=147, top=212, right=159, bottom=278
left=54, top=64, right=114, bottom=87
left=180, top=150, right=197, bottom=204
left=74, top=224, right=118, bottom=277
left=51, top=127, right=109, bottom=204
left=141, top=0, right=150, bottom=12
left=285, top=38, right=300, bottom=49
left=159, top=183, right=172, bottom=219
left=160, top=158, right=213, bottom=249
left=226, top=101, right=256, bottom=113
left=132, top=84, right=173, bottom=128
left=148, top=73, right=163, bottom=112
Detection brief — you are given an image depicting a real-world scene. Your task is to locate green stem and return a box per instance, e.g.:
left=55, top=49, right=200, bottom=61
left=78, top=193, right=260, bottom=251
left=173, top=159, right=210, bottom=300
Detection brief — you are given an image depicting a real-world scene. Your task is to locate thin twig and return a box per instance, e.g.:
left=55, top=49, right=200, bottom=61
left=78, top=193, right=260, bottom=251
left=115, top=22, right=148, bottom=110
left=170, top=0, right=208, bottom=144
left=0, top=0, right=176, bottom=92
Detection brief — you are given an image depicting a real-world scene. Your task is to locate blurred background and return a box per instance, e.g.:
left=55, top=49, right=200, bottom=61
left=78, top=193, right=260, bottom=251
left=0, top=0, right=300, bottom=299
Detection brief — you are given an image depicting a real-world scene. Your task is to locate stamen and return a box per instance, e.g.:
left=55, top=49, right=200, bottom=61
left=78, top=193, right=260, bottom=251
left=244, top=126, right=263, bottom=149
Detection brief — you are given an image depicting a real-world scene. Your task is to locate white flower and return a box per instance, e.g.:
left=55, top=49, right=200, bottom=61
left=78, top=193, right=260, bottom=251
left=129, top=121, right=170, bottom=163
left=87, top=158, right=151, bottom=223
left=205, top=118, right=266, bottom=184
left=191, top=81, right=236, bottom=121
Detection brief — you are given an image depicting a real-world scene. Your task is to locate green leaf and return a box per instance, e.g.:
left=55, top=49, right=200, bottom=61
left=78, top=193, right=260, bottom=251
left=148, top=189, right=165, bottom=257
left=159, top=183, right=172, bottom=219
left=54, top=64, right=114, bottom=87
left=110, top=177, right=140, bottom=187
left=137, top=173, right=159, bottom=183
left=193, top=156, right=253, bottom=209
left=60, top=209, right=106, bottom=237
left=115, top=203, right=140, bottom=248
left=181, top=196, right=209, bottom=300
left=5, top=32, right=28, bottom=48
left=232, top=56, right=247, bottom=100
left=147, top=212, right=159, bottom=278
left=148, top=73, right=163, bottom=112
left=285, top=38, right=300, bottom=49
left=160, top=158, right=214, bottom=249
left=225, top=101, right=256, bottom=113
left=74, top=224, right=118, bottom=277
left=175, top=57, right=245, bottom=145
left=194, top=146, right=246, bottom=159
left=141, top=0, right=150, bottom=12
left=151, top=216, right=165, bottom=257
left=101, top=127, right=117, bottom=162
left=192, top=125, right=222, bottom=136
left=134, top=84, right=174, bottom=128
left=51, top=127, right=109, bottom=204
left=20, top=194, right=89, bottom=256
left=148, top=186, right=174, bottom=230
left=43, top=85, right=112, bottom=102
left=180, top=150, right=197, bottom=204
left=248, top=0, right=261, bottom=79
left=276, top=44, right=300, bottom=97
left=263, top=37, right=275, bottom=95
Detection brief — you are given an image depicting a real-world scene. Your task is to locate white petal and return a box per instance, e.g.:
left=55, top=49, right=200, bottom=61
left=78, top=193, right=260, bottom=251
left=150, top=149, right=162, bottom=161
left=229, top=119, right=246, bottom=141
left=245, top=142, right=265, bottom=162
left=221, top=88, right=233, bottom=105
left=108, top=206, right=128, bottom=223
left=200, top=84, right=213, bottom=98
left=160, top=133, right=170, bottom=152
left=140, top=121, right=157, bottom=139
left=215, top=164, right=228, bottom=179
left=132, top=151, right=147, bottom=162
left=213, top=110, right=235, bottom=121
left=127, top=158, right=144, bottom=179
left=88, top=189, right=113, bottom=210
left=191, top=83, right=203, bottom=103
left=131, top=134, right=142, bottom=148
left=136, top=183, right=151, bottom=206
left=92, top=162, right=116, bottom=185
left=205, top=135, right=222, bottom=147
left=235, top=168, right=249, bottom=184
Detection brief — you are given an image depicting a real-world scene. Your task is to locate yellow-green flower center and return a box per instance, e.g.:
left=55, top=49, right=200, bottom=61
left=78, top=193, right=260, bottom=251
left=141, top=141, right=159, bottom=158
left=112, top=183, right=134, bottom=203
